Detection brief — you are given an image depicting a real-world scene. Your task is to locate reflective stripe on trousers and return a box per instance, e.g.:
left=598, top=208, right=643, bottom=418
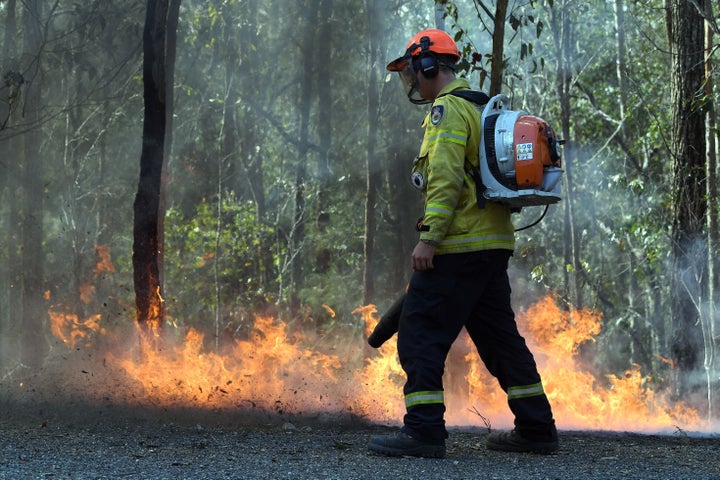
left=405, top=390, right=444, bottom=408
left=507, top=382, right=545, bottom=400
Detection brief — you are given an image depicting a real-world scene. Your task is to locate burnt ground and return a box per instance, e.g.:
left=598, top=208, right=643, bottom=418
left=1, top=397, right=719, bottom=480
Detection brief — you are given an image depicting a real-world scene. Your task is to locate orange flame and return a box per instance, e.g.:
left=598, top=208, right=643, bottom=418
left=519, top=296, right=700, bottom=431
left=107, top=316, right=344, bottom=413
left=321, top=304, right=336, bottom=318
left=93, top=244, right=116, bottom=274
left=49, top=310, right=104, bottom=347
left=48, top=289, right=706, bottom=433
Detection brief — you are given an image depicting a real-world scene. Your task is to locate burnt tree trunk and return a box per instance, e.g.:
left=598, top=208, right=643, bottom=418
left=666, top=0, right=708, bottom=399
left=133, top=0, right=180, bottom=330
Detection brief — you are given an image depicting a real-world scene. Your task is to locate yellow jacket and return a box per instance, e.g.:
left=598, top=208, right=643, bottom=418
left=412, top=78, right=515, bottom=254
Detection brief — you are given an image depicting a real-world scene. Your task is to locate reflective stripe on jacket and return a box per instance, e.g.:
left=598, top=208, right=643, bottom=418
left=412, top=78, right=515, bottom=254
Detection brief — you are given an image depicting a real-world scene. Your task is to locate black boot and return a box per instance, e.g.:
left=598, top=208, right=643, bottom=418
left=368, top=431, right=446, bottom=458
left=486, top=429, right=559, bottom=454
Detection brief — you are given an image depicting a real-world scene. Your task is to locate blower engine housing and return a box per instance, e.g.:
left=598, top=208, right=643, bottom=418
left=479, top=94, right=563, bottom=208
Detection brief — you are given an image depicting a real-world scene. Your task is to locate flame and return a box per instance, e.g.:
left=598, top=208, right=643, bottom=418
left=321, top=304, right=336, bottom=318
left=93, top=244, right=116, bottom=274
left=523, top=295, right=601, bottom=355
left=354, top=304, right=406, bottom=420
left=49, top=310, right=104, bottom=347
left=109, top=316, right=345, bottom=413
left=519, top=296, right=700, bottom=431
left=78, top=282, right=95, bottom=304
left=47, top=248, right=108, bottom=347
left=47, top=285, right=706, bottom=433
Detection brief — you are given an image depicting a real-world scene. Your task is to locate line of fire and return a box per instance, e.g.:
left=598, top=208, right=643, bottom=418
left=44, top=255, right=702, bottom=433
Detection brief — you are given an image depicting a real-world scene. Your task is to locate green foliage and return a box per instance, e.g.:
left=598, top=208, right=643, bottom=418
left=443, top=0, right=549, bottom=90
left=164, top=193, right=276, bottom=327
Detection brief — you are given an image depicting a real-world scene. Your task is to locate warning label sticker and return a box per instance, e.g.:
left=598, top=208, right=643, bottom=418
left=516, top=143, right=534, bottom=161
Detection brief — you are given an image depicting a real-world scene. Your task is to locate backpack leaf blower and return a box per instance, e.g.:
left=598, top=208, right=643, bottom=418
left=474, top=93, right=564, bottom=208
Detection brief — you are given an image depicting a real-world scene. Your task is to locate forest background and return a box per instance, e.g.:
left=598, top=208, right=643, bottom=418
left=1, top=0, right=720, bottom=422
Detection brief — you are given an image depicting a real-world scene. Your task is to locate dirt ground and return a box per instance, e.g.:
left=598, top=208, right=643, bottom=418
left=1, top=396, right=719, bottom=480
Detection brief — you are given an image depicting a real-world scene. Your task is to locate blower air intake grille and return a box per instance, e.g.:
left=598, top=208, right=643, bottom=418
left=483, top=113, right=516, bottom=190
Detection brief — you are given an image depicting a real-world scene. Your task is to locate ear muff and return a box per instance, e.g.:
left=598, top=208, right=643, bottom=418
left=415, top=35, right=439, bottom=78
left=417, top=55, right=439, bottom=78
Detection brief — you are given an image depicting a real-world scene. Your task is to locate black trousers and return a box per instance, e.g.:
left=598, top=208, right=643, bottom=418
left=398, top=249, right=556, bottom=443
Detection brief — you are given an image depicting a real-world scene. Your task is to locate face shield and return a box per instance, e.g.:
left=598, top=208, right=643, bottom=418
left=386, top=55, right=431, bottom=105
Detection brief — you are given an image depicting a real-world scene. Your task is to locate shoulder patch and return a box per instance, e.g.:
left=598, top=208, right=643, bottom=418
left=430, top=105, right=444, bottom=126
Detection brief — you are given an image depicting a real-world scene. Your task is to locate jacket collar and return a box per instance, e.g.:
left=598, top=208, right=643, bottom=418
left=436, top=78, right=471, bottom=98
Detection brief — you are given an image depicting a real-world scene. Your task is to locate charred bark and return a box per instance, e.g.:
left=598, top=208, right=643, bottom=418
left=133, top=0, right=180, bottom=330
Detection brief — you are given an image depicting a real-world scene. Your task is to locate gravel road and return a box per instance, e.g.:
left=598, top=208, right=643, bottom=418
left=1, top=398, right=719, bottom=480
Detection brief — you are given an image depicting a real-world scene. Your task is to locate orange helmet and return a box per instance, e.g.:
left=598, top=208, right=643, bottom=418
left=386, top=29, right=460, bottom=72
left=386, top=29, right=460, bottom=104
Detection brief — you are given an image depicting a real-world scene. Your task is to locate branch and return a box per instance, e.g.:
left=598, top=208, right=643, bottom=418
left=474, top=0, right=495, bottom=21
left=575, top=80, right=646, bottom=176
left=245, top=99, right=322, bottom=155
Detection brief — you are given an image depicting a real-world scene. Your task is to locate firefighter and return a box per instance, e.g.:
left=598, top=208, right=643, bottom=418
left=368, top=29, right=558, bottom=458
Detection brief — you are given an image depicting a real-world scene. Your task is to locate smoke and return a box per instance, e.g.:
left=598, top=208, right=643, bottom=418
left=668, top=234, right=720, bottom=412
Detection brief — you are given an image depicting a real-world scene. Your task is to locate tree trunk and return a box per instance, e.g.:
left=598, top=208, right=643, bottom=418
left=548, top=1, right=582, bottom=308
left=215, top=2, right=238, bottom=346
left=19, top=0, right=47, bottom=368
left=363, top=0, right=381, bottom=304
left=289, top=0, right=317, bottom=312
left=315, top=0, right=333, bottom=276
left=614, top=0, right=629, bottom=137
left=236, top=0, right=266, bottom=220
left=133, top=0, right=179, bottom=330
left=238, top=0, right=272, bottom=290
left=220, top=2, right=239, bottom=196
left=0, top=0, right=18, bottom=366
left=63, top=41, right=86, bottom=323
left=666, top=0, right=708, bottom=400
left=614, top=0, right=644, bottom=364
left=702, top=0, right=718, bottom=418
left=160, top=0, right=180, bottom=291
left=489, top=0, right=508, bottom=96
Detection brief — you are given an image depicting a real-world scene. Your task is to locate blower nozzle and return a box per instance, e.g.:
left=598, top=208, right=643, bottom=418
left=367, top=293, right=405, bottom=348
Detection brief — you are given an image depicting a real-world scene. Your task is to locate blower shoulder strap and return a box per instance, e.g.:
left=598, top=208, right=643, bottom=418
left=440, top=90, right=490, bottom=208
left=445, top=89, right=490, bottom=106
